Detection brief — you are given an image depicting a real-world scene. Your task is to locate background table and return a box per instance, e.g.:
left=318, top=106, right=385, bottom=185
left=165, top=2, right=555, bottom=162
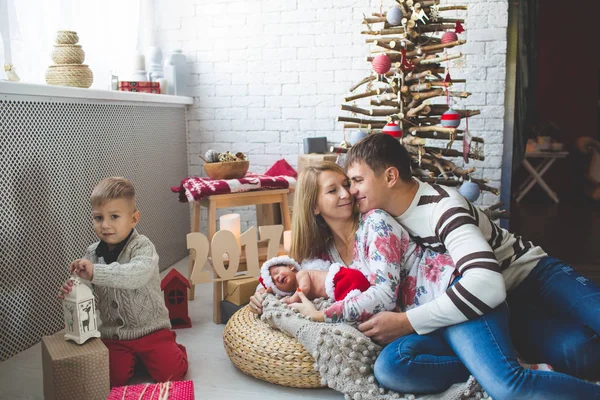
left=515, top=151, right=569, bottom=203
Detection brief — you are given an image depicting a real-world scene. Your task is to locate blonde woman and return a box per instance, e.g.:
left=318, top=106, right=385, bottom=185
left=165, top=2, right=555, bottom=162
left=250, top=162, right=456, bottom=325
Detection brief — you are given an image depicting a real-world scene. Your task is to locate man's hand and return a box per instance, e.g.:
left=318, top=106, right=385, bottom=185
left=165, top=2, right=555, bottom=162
left=288, top=290, right=324, bottom=322
left=69, top=259, right=94, bottom=281
left=249, top=287, right=271, bottom=315
left=358, top=311, right=415, bottom=344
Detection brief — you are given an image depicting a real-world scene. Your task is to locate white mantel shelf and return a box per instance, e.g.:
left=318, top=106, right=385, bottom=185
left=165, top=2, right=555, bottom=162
left=0, top=81, right=193, bottom=106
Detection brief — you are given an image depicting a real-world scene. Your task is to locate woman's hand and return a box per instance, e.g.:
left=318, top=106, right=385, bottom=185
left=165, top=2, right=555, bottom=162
left=282, top=291, right=301, bottom=304
left=249, top=287, right=270, bottom=314
left=288, top=290, right=324, bottom=322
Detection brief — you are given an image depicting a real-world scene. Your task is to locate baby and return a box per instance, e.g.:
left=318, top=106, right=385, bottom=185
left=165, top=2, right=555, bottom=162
left=259, top=256, right=371, bottom=304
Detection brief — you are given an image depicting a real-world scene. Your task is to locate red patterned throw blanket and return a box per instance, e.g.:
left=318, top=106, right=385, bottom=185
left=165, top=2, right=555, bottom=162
left=171, top=173, right=296, bottom=202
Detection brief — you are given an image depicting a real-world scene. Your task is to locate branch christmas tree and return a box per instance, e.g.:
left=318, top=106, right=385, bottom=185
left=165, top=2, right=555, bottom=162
left=338, top=0, right=498, bottom=200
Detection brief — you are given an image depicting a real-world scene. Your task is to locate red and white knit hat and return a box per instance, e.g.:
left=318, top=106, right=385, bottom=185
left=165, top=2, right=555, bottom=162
left=324, top=264, right=371, bottom=301
left=259, top=256, right=302, bottom=296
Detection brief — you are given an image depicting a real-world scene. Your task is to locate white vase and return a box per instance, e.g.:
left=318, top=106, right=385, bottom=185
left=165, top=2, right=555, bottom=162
left=147, top=46, right=163, bottom=80
left=163, top=49, right=187, bottom=96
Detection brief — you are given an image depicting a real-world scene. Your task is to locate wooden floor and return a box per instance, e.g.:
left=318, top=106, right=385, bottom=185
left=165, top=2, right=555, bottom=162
left=510, top=190, right=600, bottom=283
left=2, top=194, right=599, bottom=399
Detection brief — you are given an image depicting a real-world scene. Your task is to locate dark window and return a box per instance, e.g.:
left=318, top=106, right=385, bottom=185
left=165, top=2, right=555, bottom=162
left=168, top=289, right=185, bottom=305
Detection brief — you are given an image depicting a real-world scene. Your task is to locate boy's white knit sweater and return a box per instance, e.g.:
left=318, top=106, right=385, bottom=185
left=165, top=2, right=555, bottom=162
left=84, top=229, right=171, bottom=340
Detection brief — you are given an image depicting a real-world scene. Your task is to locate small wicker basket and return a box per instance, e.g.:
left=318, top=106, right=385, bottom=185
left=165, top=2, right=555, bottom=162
left=56, top=30, right=79, bottom=45
left=45, top=64, right=93, bottom=88
left=222, top=306, right=324, bottom=388
left=51, top=45, right=85, bottom=65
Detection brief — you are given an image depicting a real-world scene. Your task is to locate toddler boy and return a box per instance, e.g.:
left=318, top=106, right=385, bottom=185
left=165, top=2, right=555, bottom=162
left=59, top=177, right=188, bottom=387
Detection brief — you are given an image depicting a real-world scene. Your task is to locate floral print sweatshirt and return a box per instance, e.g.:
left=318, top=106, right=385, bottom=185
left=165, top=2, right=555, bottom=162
left=321, top=209, right=456, bottom=323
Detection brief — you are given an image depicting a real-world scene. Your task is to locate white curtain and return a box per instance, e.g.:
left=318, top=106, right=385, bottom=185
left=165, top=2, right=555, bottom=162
left=0, top=0, right=152, bottom=89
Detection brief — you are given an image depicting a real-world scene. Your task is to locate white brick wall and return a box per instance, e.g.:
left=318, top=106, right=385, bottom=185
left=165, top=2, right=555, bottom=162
left=155, top=0, right=508, bottom=230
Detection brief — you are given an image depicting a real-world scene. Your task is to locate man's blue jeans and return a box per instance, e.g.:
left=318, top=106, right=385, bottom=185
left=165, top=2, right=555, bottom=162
left=374, top=257, right=600, bottom=399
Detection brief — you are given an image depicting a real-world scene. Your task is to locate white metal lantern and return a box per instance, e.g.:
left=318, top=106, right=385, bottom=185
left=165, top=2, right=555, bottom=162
left=62, top=276, right=101, bottom=344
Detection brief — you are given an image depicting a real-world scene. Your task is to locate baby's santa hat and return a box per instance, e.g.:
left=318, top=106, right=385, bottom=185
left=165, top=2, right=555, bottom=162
left=325, top=264, right=371, bottom=301
left=259, top=255, right=302, bottom=296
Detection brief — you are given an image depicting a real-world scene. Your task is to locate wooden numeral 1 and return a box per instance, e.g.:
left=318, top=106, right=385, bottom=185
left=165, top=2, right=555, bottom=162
left=240, top=226, right=259, bottom=277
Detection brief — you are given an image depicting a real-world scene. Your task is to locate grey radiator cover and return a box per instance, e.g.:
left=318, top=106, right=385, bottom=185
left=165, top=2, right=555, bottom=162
left=0, top=98, right=190, bottom=361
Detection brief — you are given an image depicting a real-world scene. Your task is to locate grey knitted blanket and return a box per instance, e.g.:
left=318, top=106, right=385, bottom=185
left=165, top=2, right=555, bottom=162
left=261, top=294, right=486, bottom=400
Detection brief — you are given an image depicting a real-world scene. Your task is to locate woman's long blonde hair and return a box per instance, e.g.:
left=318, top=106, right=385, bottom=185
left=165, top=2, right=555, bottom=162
left=290, top=161, right=359, bottom=263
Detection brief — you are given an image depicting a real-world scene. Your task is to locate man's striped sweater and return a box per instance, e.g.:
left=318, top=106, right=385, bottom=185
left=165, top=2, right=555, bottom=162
left=398, top=180, right=547, bottom=334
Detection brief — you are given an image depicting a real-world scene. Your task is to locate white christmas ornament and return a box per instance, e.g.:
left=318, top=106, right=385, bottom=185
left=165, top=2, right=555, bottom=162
left=62, top=275, right=101, bottom=344
left=386, top=7, right=404, bottom=26
left=458, top=180, right=481, bottom=203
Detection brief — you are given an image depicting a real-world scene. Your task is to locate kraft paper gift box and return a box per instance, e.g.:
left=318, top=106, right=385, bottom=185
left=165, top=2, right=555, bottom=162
left=42, top=331, right=110, bottom=400
left=297, top=153, right=339, bottom=173
left=107, top=380, right=195, bottom=400
left=224, top=277, right=259, bottom=306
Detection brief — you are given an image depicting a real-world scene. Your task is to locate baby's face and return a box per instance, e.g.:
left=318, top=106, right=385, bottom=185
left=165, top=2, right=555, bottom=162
left=270, top=265, right=297, bottom=292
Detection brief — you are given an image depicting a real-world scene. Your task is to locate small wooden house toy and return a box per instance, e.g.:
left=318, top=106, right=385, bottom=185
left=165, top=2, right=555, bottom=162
left=62, top=275, right=101, bottom=344
left=161, top=269, right=192, bottom=329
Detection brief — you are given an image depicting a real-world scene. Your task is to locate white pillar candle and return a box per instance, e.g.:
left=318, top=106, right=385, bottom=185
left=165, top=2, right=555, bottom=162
left=133, top=52, right=146, bottom=71
left=283, top=230, right=292, bottom=252
left=220, top=213, right=241, bottom=241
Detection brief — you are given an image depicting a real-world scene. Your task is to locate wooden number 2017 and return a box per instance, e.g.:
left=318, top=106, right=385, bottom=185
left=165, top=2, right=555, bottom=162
left=188, top=225, right=284, bottom=284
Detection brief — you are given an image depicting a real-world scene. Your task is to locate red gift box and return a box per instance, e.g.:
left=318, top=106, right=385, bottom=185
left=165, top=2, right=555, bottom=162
left=118, top=87, right=161, bottom=94
left=107, top=381, right=194, bottom=400
left=118, top=81, right=160, bottom=88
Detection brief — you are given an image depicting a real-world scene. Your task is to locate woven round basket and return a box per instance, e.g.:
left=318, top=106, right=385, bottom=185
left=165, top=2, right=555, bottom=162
left=45, top=64, right=93, bottom=88
left=223, top=306, right=324, bottom=388
left=51, top=45, right=85, bottom=65
left=56, top=30, right=79, bottom=45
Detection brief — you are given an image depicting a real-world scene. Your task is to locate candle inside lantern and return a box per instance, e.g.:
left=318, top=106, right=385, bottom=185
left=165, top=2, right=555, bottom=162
left=283, top=230, right=292, bottom=252
left=220, top=213, right=241, bottom=243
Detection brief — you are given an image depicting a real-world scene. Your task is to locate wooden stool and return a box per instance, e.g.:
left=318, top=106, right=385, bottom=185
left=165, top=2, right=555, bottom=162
left=188, top=189, right=292, bottom=323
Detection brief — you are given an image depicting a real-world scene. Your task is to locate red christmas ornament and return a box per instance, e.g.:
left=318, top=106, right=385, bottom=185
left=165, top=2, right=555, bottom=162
left=441, top=31, right=458, bottom=44
left=382, top=121, right=403, bottom=138
left=372, top=54, right=392, bottom=74
left=441, top=109, right=461, bottom=128
left=455, top=21, right=465, bottom=34
left=444, top=71, right=452, bottom=83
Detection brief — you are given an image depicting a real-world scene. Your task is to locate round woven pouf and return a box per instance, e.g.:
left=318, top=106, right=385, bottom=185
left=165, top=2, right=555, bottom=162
left=223, top=306, right=324, bottom=388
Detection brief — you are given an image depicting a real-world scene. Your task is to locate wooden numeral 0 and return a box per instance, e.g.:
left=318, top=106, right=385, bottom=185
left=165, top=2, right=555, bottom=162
left=259, top=225, right=284, bottom=260
left=240, top=226, right=259, bottom=277
left=187, top=232, right=210, bottom=284
left=211, top=230, right=241, bottom=281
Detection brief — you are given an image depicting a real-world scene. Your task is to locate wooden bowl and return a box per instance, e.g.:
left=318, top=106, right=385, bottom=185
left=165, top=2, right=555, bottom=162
left=204, top=161, right=249, bottom=180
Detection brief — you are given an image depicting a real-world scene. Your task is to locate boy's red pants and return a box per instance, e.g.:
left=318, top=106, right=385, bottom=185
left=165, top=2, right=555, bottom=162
left=102, top=329, right=188, bottom=387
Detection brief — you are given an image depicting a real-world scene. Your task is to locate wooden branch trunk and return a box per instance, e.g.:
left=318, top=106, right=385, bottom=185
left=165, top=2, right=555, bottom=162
left=349, top=76, right=377, bottom=92
left=338, top=116, right=387, bottom=128
left=406, top=40, right=466, bottom=57
left=345, top=89, right=382, bottom=102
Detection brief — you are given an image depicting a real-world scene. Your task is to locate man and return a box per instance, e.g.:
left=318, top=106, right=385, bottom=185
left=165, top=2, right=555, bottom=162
left=345, top=133, right=600, bottom=382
